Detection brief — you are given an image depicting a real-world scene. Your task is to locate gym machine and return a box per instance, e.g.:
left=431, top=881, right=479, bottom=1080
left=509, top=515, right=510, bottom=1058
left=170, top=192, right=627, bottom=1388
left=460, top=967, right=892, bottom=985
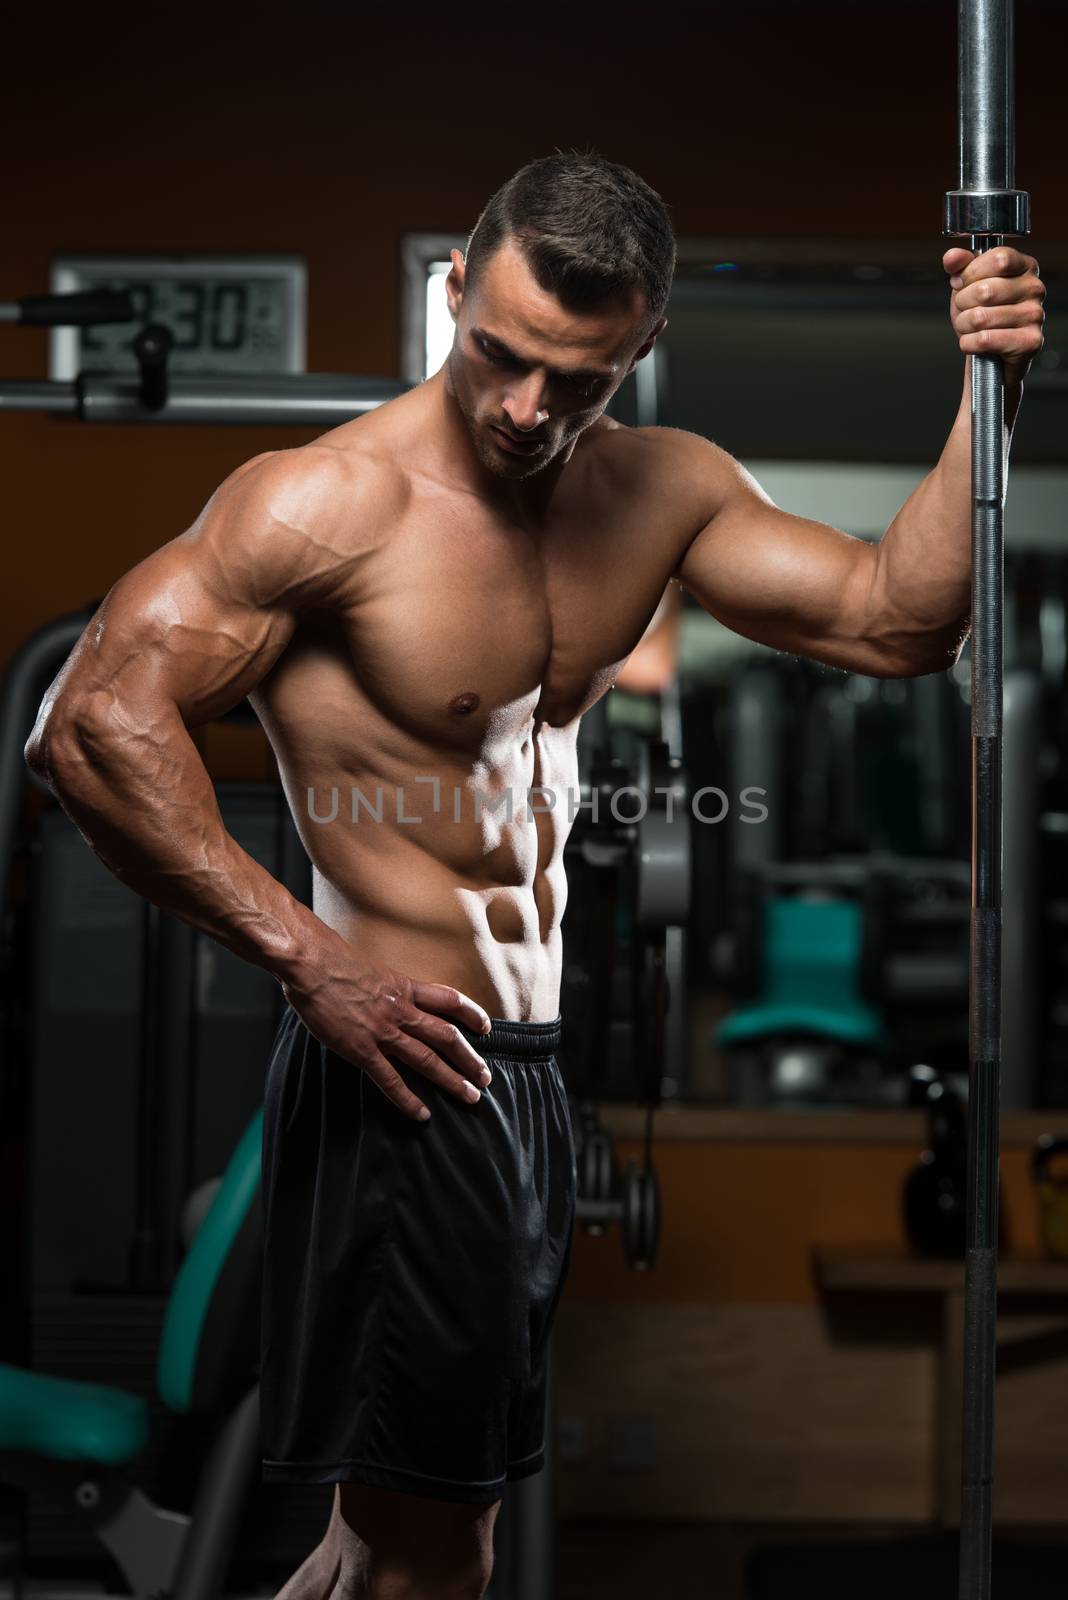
left=715, top=638, right=1047, bottom=1110
left=562, top=714, right=691, bottom=1272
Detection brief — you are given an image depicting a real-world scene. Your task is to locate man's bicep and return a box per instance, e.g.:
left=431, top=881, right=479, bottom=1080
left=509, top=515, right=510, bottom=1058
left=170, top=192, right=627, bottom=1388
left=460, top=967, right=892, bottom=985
left=672, top=455, right=884, bottom=673
left=83, top=544, right=295, bottom=730
left=51, top=449, right=342, bottom=729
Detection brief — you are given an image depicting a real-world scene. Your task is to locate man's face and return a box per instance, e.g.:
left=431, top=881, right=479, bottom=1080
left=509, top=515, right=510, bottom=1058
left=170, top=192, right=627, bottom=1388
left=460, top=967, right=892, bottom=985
left=444, top=238, right=664, bottom=481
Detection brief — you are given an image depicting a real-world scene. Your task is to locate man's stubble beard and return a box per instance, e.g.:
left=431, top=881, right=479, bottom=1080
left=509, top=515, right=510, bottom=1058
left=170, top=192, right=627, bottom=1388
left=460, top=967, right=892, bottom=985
left=472, top=419, right=557, bottom=481
left=459, top=397, right=558, bottom=483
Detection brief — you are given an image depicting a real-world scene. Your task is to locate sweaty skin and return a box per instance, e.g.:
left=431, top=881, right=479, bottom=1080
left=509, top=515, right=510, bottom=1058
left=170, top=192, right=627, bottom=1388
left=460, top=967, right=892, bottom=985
left=26, top=235, right=1010, bottom=1120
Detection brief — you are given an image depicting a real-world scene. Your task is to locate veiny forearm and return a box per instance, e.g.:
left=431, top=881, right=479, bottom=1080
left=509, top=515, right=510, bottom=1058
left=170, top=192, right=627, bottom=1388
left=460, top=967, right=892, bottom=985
left=28, top=696, right=342, bottom=992
left=872, top=355, right=1023, bottom=668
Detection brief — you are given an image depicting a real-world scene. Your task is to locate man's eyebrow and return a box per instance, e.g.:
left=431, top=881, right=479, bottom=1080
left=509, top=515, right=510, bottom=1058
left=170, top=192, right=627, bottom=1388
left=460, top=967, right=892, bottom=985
left=471, top=327, right=615, bottom=384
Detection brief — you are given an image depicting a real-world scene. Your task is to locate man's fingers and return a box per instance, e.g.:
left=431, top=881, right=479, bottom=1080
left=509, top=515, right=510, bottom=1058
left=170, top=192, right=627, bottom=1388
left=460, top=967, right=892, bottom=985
left=948, top=248, right=1046, bottom=372
left=397, top=1011, right=493, bottom=1088
left=954, top=273, right=1045, bottom=311
left=306, top=973, right=497, bottom=1118
left=943, top=247, right=975, bottom=269
left=382, top=1028, right=488, bottom=1105
left=409, top=979, right=493, bottom=1036
left=958, top=299, right=1045, bottom=336
left=363, top=1048, right=432, bottom=1122
left=950, top=245, right=1038, bottom=285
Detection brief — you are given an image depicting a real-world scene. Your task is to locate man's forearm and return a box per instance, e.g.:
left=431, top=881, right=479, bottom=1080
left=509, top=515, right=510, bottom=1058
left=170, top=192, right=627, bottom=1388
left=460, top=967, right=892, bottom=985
left=26, top=699, right=341, bottom=993
left=871, top=355, right=1023, bottom=671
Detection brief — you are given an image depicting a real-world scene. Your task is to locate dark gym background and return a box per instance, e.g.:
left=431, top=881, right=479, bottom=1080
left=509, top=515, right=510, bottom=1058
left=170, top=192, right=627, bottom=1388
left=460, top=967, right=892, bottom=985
left=2, top=3, right=1067, bottom=1597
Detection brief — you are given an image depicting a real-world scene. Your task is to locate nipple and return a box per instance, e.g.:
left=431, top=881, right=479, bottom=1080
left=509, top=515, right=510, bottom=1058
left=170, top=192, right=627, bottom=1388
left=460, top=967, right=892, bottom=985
left=448, top=691, right=481, bottom=716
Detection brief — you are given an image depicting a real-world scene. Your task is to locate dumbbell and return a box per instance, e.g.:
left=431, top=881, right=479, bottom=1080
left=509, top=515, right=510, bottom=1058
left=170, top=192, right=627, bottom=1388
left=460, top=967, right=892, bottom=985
left=575, top=1107, right=618, bottom=1207
left=575, top=1158, right=661, bottom=1272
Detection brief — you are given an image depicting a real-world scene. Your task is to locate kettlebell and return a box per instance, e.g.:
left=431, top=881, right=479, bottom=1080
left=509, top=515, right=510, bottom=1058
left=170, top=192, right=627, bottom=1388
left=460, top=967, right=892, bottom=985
left=903, top=1066, right=969, bottom=1258
left=1032, top=1135, right=1068, bottom=1259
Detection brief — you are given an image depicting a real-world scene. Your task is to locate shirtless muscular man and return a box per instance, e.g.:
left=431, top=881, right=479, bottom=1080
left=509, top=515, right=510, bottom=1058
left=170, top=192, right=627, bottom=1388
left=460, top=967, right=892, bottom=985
left=25, top=153, right=1044, bottom=1599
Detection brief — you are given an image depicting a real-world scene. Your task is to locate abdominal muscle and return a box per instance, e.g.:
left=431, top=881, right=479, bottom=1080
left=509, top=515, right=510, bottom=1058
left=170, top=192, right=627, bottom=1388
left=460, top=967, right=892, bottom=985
left=275, top=732, right=576, bottom=1024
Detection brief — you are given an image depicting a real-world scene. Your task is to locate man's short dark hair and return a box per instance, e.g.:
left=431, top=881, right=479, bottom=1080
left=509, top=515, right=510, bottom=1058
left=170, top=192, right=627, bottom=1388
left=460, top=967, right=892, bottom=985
left=464, top=152, right=676, bottom=331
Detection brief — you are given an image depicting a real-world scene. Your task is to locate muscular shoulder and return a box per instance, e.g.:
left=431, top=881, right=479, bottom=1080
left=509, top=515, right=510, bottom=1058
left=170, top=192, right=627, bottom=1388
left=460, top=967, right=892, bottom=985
left=583, top=421, right=740, bottom=531
left=182, top=441, right=409, bottom=613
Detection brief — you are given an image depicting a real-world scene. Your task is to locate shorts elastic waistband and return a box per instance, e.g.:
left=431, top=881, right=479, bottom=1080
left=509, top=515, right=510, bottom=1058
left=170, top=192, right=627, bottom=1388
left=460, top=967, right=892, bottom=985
left=457, top=1015, right=562, bottom=1060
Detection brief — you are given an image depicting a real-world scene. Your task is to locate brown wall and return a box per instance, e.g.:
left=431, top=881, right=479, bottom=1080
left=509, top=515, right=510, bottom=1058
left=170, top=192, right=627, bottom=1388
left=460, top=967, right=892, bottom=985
left=2, top=0, right=1065, bottom=672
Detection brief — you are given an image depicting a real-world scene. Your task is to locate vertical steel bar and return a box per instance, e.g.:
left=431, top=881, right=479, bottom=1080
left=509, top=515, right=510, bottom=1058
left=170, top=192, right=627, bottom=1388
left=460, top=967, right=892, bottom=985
left=945, top=1, right=1030, bottom=1595
left=962, top=224, right=1005, bottom=1600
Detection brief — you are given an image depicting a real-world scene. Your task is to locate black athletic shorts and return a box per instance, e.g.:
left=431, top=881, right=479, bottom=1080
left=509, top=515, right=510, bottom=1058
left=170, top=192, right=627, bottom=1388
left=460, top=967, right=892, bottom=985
left=259, top=1006, right=576, bottom=1505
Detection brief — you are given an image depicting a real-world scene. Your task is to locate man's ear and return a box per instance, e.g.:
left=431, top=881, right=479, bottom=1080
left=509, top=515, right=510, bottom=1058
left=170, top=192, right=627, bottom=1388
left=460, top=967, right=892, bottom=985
left=444, top=249, right=467, bottom=321
left=627, top=316, right=668, bottom=374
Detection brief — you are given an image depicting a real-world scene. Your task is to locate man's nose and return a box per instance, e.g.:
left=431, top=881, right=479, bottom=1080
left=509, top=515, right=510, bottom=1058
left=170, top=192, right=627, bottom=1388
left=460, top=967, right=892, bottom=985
left=502, top=373, right=549, bottom=433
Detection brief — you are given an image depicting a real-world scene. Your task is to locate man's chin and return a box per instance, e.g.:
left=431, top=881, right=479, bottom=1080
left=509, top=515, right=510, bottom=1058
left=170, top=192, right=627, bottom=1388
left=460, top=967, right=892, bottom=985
left=476, top=431, right=555, bottom=480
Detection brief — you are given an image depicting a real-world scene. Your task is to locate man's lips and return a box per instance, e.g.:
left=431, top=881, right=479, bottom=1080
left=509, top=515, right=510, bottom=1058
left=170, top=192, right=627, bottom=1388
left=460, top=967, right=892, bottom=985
left=490, top=425, right=546, bottom=456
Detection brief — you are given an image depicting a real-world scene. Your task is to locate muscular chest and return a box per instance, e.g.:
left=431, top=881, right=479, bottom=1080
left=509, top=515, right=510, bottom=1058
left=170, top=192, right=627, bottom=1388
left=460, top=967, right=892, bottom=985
left=338, top=497, right=668, bottom=741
